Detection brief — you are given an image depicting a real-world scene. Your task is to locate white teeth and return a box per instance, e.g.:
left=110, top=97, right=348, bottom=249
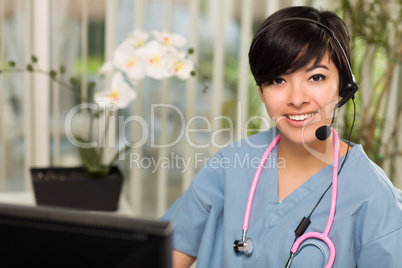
left=287, top=113, right=316, bottom=121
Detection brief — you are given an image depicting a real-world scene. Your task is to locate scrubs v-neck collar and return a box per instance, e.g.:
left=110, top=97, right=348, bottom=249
left=262, top=145, right=335, bottom=228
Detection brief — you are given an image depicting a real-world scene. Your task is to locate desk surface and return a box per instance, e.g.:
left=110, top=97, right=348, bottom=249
left=0, top=191, right=134, bottom=216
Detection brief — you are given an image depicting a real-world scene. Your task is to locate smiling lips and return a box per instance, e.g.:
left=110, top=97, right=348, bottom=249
left=286, top=112, right=317, bottom=121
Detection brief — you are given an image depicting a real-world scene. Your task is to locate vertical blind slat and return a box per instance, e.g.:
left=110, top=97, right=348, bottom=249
left=209, top=0, right=225, bottom=156
left=80, top=0, right=89, bottom=145
left=23, top=0, right=32, bottom=190
left=259, top=0, right=279, bottom=130
left=51, top=0, right=61, bottom=166
left=236, top=0, right=253, bottom=141
left=80, top=0, right=88, bottom=102
left=102, top=0, right=117, bottom=167
left=156, top=0, right=173, bottom=217
left=266, top=0, right=279, bottom=16
left=182, top=0, right=200, bottom=192
left=130, top=0, right=145, bottom=216
left=0, top=0, right=5, bottom=190
left=291, top=0, right=306, bottom=7
left=105, top=0, right=117, bottom=62
left=31, top=0, right=50, bottom=167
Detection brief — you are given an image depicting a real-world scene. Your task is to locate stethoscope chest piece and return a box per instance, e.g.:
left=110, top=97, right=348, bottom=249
left=233, top=237, right=254, bottom=255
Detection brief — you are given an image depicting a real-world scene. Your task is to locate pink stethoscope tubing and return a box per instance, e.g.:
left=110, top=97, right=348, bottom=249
left=242, top=134, right=281, bottom=231
left=241, top=128, right=340, bottom=267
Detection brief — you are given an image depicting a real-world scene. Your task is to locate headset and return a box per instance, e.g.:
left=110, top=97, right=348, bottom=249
left=250, top=17, right=359, bottom=140
left=233, top=17, right=359, bottom=267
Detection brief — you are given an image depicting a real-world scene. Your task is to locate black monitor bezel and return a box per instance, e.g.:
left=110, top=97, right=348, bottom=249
left=0, top=202, right=173, bottom=267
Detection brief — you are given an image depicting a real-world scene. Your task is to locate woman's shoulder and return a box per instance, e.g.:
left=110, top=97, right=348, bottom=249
left=345, top=145, right=400, bottom=194
left=338, top=144, right=402, bottom=247
left=341, top=144, right=402, bottom=215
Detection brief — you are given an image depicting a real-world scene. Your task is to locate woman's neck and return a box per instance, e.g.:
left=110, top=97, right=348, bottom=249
left=277, top=133, right=349, bottom=170
left=276, top=134, right=348, bottom=201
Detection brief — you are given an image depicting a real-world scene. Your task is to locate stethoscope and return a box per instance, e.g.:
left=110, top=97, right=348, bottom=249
left=233, top=128, right=340, bottom=268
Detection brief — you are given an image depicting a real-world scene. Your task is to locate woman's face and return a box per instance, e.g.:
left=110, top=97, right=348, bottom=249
left=259, top=51, right=339, bottom=145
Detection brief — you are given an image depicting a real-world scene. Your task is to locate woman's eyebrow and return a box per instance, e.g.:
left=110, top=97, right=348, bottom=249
left=306, top=64, right=329, bottom=72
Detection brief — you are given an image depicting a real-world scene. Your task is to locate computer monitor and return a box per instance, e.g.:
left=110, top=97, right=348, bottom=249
left=0, top=202, right=173, bottom=267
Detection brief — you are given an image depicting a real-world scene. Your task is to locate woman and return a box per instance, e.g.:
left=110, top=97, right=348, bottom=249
left=162, top=6, right=402, bottom=267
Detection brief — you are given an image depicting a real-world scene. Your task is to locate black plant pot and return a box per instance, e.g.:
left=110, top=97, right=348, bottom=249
left=31, top=166, right=123, bottom=211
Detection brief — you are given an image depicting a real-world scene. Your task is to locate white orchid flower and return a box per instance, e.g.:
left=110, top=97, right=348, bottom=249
left=112, top=40, right=145, bottom=80
left=151, top=30, right=187, bottom=48
left=98, top=62, right=114, bottom=75
left=126, top=29, right=149, bottom=48
left=94, top=72, right=136, bottom=109
left=165, top=52, right=194, bottom=80
left=137, top=40, right=173, bottom=80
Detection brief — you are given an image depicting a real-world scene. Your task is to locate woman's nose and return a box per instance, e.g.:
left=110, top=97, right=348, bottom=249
left=287, top=83, right=310, bottom=107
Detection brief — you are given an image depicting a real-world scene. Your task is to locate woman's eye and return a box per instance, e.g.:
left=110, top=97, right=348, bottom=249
left=272, top=78, right=285, bottom=85
left=309, top=74, right=326, bottom=82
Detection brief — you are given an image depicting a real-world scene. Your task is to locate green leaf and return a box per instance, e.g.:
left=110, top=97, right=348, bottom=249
left=59, top=65, right=66, bottom=74
left=74, top=136, right=112, bottom=178
left=69, top=77, right=78, bottom=85
left=191, top=70, right=196, bottom=76
left=107, top=143, right=134, bottom=168
left=88, top=81, right=96, bottom=90
left=83, top=166, right=111, bottom=178
left=50, top=70, right=57, bottom=78
left=188, top=48, right=195, bottom=54
left=76, top=137, right=100, bottom=165
left=8, top=61, right=16, bottom=67
left=93, top=110, right=103, bottom=118
left=27, top=64, right=34, bottom=72
left=31, top=55, right=38, bottom=63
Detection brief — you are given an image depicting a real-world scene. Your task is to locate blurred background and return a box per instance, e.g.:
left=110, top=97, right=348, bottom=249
left=0, top=0, right=401, bottom=219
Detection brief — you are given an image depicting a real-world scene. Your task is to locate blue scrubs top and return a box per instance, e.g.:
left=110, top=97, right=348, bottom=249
left=162, top=128, right=402, bottom=267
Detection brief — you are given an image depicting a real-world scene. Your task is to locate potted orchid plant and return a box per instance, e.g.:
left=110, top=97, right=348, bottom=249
left=76, top=29, right=195, bottom=178
left=4, top=29, right=195, bottom=210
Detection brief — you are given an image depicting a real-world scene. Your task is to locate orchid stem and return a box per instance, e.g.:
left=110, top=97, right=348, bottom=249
left=99, top=108, right=111, bottom=165
left=88, top=110, right=94, bottom=142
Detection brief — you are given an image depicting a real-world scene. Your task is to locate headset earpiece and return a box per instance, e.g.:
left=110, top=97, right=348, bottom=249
left=338, top=82, right=359, bottom=108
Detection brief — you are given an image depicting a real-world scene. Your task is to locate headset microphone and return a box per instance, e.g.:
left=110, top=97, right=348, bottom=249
left=315, top=83, right=358, bottom=141
left=315, top=106, right=337, bottom=141
left=315, top=119, right=334, bottom=141
left=315, top=125, right=333, bottom=141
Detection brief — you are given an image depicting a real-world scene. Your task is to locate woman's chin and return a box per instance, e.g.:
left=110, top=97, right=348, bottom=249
left=278, top=126, right=319, bottom=145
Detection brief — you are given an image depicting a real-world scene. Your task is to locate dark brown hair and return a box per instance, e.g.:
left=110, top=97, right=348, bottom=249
left=249, top=6, right=352, bottom=98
